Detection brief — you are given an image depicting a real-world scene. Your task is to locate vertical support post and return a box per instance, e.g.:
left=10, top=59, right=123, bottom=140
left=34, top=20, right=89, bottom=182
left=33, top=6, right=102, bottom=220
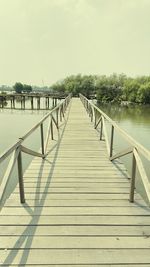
left=50, top=118, right=54, bottom=140
left=110, top=125, right=114, bottom=157
left=45, top=97, right=47, bottom=109
left=94, top=109, right=97, bottom=128
left=86, top=101, right=88, bottom=113
left=24, top=96, right=25, bottom=109
left=17, top=150, right=25, bottom=203
left=60, top=107, right=62, bottom=122
left=89, top=106, right=92, bottom=118
left=48, top=97, right=49, bottom=109
left=39, top=97, right=40, bottom=109
left=2, top=97, right=5, bottom=108
left=13, top=96, right=15, bottom=108
left=129, top=152, right=136, bottom=202
left=62, top=103, right=65, bottom=118
left=90, top=107, right=93, bottom=122
left=36, top=97, right=39, bottom=109
left=100, top=118, right=103, bottom=140
left=40, top=123, right=45, bottom=157
left=31, top=97, right=33, bottom=109
left=56, top=108, right=59, bottom=127
left=21, top=96, right=22, bottom=109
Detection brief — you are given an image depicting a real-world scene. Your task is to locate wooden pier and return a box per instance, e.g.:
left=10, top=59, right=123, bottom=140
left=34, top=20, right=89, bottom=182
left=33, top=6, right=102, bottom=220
left=0, top=93, right=66, bottom=110
left=0, top=96, right=150, bottom=266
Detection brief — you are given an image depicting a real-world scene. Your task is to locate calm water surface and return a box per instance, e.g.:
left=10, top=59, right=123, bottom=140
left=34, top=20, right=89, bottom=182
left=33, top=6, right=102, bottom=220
left=0, top=106, right=49, bottom=201
left=98, top=103, right=150, bottom=150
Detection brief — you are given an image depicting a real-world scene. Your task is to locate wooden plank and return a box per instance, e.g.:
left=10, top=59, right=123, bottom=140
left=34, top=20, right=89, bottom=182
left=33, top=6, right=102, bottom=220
left=24, top=170, right=125, bottom=175
left=25, top=167, right=126, bottom=171
left=0, top=225, right=150, bottom=236
left=23, top=178, right=129, bottom=182
left=29, top=162, right=117, bottom=167
left=13, top=187, right=131, bottom=193
left=21, top=182, right=130, bottom=188
left=1, top=249, right=150, bottom=265
left=5, top=198, right=146, bottom=207
left=0, top=215, right=150, bottom=226
left=1, top=206, right=150, bottom=216
left=23, top=174, right=127, bottom=178
left=0, top=236, right=150, bottom=249
left=8, top=193, right=139, bottom=200
left=3, top=265, right=149, bottom=267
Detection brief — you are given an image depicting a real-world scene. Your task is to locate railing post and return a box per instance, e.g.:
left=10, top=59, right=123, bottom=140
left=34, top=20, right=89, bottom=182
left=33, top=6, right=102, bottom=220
left=100, top=118, right=103, bottom=140
left=87, top=101, right=89, bottom=114
left=40, top=123, right=45, bottom=157
left=94, top=109, right=97, bottom=128
left=62, top=103, right=65, bottom=118
left=50, top=119, right=54, bottom=140
left=56, top=108, right=59, bottom=127
left=110, top=125, right=114, bottom=157
left=17, top=149, right=25, bottom=203
left=91, top=107, right=93, bottom=122
left=60, top=107, right=62, bottom=122
left=129, top=152, right=136, bottom=202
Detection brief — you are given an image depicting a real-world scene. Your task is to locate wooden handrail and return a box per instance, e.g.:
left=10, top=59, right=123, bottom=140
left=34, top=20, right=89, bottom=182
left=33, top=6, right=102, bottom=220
left=80, top=94, right=150, bottom=205
left=0, top=94, right=71, bottom=207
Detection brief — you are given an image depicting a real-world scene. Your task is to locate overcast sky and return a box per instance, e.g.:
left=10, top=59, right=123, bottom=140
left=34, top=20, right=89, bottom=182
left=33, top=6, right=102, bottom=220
left=0, top=0, right=150, bottom=86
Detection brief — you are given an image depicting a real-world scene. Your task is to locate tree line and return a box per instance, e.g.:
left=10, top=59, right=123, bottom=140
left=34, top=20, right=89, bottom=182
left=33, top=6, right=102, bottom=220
left=52, top=74, right=150, bottom=104
left=1, top=75, right=150, bottom=104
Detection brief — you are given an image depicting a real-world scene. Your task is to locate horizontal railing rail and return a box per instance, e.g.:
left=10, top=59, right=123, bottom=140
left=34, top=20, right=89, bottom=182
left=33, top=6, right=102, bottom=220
left=0, top=94, right=71, bottom=207
left=80, top=94, right=150, bottom=205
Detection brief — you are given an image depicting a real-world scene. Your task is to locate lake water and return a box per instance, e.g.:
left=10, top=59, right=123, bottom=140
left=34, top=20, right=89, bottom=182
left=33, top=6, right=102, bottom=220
left=0, top=101, right=51, bottom=202
left=98, top=103, right=150, bottom=150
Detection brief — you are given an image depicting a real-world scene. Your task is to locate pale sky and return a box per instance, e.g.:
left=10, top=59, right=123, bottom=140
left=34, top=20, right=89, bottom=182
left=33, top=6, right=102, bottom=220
left=0, top=0, right=150, bottom=86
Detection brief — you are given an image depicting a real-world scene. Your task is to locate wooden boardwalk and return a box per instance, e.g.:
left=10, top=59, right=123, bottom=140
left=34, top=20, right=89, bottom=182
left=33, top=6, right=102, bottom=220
left=0, top=98, right=150, bottom=266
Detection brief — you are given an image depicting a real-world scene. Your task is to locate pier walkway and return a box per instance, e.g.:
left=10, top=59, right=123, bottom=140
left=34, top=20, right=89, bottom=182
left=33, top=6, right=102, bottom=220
left=0, top=97, right=150, bottom=266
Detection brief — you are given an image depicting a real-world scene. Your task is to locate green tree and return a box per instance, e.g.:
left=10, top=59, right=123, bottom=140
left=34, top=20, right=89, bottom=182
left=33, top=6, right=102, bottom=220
left=122, top=79, right=140, bottom=102
left=13, top=82, right=24, bottom=94
left=52, top=74, right=95, bottom=97
left=23, top=84, right=32, bottom=93
left=52, top=82, right=66, bottom=94
left=96, top=74, right=124, bottom=102
left=137, top=83, right=150, bottom=104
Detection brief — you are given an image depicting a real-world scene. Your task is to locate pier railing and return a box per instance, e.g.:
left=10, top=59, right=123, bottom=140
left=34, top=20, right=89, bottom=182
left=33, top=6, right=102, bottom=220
left=0, top=93, right=68, bottom=110
left=0, top=94, right=71, bottom=206
left=80, top=94, right=150, bottom=204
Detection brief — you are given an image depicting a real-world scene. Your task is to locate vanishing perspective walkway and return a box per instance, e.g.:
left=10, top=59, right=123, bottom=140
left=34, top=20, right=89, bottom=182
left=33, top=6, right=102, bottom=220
left=0, top=98, right=150, bottom=266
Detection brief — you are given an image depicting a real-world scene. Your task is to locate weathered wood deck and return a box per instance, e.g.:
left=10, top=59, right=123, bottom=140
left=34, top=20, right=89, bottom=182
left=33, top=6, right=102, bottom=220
left=0, top=98, right=150, bottom=266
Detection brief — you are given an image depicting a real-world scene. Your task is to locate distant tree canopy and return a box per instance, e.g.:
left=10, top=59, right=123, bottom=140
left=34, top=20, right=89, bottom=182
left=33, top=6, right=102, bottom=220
left=13, top=83, right=32, bottom=94
left=23, top=84, right=32, bottom=93
left=52, top=74, right=150, bottom=104
left=52, top=75, right=96, bottom=98
left=13, top=82, right=24, bottom=93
